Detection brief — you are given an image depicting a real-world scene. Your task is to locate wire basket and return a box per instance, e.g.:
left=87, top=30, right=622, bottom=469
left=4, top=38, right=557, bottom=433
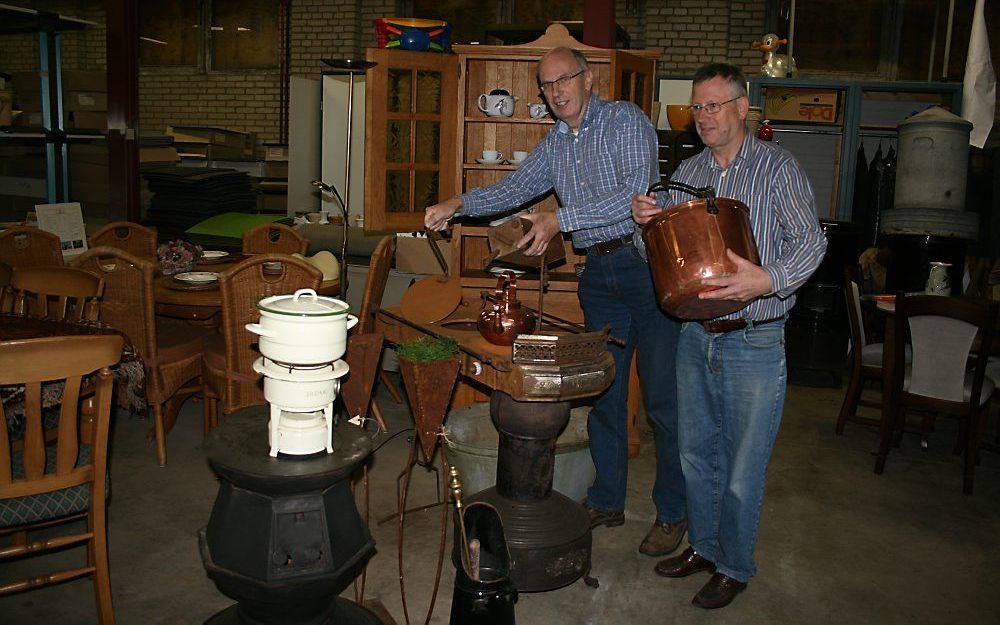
left=512, top=329, right=608, bottom=366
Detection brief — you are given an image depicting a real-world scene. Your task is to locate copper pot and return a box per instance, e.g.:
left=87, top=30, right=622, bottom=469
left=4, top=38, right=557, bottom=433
left=642, top=181, right=760, bottom=320
left=478, top=272, right=536, bottom=346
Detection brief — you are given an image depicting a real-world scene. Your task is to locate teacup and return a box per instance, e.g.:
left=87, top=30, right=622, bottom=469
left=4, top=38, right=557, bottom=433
left=510, top=150, right=528, bottom=163
left=481, top=150, right=503, bottom=162
left=528, top=103, right=548, bottom=118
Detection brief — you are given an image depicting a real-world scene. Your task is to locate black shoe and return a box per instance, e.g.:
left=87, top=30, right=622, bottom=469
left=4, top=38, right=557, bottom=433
left=692, top=573, right=747, bottom=609
left=654, top=546, right=716, bottom=578
left=584, top=504, right=624, bottom=528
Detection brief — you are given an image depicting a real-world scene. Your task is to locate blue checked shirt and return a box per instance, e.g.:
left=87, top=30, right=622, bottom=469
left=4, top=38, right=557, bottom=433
left=641, top=134, right=827, bottom=322
left=459, top=95, right=659, bottom=250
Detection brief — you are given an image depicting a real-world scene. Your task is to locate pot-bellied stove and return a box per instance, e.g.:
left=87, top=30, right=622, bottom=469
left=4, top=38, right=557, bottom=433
left=199, top=407, right=381, bottom=625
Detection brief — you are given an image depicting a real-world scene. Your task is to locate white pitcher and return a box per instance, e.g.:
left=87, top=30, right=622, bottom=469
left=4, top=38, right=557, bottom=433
left=925, top=261, right=951, bottom=296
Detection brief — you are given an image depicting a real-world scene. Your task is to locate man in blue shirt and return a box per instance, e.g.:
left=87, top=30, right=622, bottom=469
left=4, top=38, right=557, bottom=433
left=425, top=47, right=687, bottom=559
left=633, top=63, right=826, bottom=609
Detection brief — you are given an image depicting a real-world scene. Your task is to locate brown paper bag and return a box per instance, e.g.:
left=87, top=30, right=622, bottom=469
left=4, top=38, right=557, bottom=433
left=486, top=217, right=566, bottom=270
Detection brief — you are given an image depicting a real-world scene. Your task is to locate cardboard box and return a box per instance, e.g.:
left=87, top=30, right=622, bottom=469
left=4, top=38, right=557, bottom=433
left=257, top=192, right=287, bottom=212
left=138, top=146, right=180, bottom=163
left=167, top=125, right=248, bottom=150
left=174, top=142, right=250, bottom=160
left=61, top=70, right=106, bottom=93
left=64, top=91, right=107, bottom=112
left=395, top=236, right=451, bottom=274
left=764, top=88, right=840, bottom=124
left=263, top=143, right=288, bottom=161
left=68, top=110, right=107, bottom=130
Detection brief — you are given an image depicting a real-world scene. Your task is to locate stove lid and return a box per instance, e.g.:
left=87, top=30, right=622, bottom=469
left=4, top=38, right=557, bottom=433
left=258, top=288, right=351, bottom=317
left=253, top=357, right=349, bottom=381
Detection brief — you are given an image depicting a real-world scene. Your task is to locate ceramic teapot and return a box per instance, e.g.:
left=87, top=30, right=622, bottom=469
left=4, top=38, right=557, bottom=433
left=478, top=272, right=536, bottom=346
left=478, top=89, right=517, bottom=117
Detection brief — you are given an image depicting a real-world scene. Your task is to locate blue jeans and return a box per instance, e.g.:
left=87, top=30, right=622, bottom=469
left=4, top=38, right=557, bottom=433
left=578, top=243, right=685, bottom=523
left=676, top=320, right=787, bottom=583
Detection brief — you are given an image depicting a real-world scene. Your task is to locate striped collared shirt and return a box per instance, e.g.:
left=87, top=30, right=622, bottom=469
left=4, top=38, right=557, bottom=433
left=644, top=134, right=826, bottom=322
left=459, top=95, right=659, bottom=250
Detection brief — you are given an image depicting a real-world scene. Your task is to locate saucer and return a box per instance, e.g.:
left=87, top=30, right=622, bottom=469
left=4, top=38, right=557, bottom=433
left=509, top=159, right=526, bottom=167
left=476, top=158, right=503, bottom=165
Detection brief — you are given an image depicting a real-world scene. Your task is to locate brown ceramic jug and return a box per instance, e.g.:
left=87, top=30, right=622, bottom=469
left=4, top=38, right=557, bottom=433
left=478, top=272, right=536, bottom=346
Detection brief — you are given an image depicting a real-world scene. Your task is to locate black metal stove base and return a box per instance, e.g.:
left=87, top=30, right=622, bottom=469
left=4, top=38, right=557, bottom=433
left=205, top=597, right=383, bottom=625
left=467, top=486, right=591, bottom=592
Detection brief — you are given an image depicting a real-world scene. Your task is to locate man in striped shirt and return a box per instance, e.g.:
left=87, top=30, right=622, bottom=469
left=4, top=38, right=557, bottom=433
left=632, top=63, right=826, bottom=609
left=426, top=47, right=688, bottom=559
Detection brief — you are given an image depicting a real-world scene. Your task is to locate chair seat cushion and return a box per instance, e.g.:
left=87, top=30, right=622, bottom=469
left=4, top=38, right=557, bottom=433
left=903, top=369, right=996, bottom=406
left=0, top=444, right=93, bottom=527
left=861, top=343, right=912, bottom=368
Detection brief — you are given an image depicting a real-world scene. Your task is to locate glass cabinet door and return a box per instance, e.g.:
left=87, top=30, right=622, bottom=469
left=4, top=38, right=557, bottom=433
left=364, top=49, right=458, bottom=232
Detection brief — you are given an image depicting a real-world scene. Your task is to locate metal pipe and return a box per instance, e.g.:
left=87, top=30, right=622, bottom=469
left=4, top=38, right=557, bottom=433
left=787, top=0, right=796, bottom=77
left=942, top=0, right=956, bottom=78
left=928, top=0, right=941, bottom=81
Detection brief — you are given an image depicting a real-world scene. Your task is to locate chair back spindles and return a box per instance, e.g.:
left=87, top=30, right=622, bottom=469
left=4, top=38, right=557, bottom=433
left=10, top=266, right=104, bottom=322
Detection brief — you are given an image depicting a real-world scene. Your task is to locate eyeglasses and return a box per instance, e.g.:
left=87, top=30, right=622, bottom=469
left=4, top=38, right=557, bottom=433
left=539, top=69, right=585, bottom=93
left=690, top=96, right=741, bottom=115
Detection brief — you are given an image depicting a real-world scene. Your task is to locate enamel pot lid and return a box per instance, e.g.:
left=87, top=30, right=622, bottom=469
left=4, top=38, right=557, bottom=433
left=257, top=288, right=350, bottom=317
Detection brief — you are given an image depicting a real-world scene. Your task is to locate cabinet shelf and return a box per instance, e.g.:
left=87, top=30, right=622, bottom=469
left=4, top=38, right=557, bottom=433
left=464, top=163, right=519, bottom=170
left=464, top=116, right=553, bottom=124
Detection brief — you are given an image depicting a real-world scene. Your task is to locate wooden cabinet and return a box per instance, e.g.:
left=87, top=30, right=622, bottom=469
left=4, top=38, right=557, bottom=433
left=364, top=23, right=659, bottom=233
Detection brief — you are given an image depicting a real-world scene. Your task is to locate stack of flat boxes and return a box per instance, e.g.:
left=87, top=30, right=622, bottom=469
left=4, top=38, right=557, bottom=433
left=257, top=143, right=288, bottom=214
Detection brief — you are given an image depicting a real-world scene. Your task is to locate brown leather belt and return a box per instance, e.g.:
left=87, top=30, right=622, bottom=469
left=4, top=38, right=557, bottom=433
left=586, top=234, right=633, bottom=255
left=700, top=316, right=784, bottom=333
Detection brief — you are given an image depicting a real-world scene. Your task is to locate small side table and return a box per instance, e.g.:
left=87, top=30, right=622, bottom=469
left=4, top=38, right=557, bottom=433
left=199, top=406, right=382, bottom=625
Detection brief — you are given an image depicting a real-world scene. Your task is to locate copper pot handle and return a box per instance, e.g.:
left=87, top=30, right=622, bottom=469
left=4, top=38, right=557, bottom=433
left=647, top=180, right=719, bottom=214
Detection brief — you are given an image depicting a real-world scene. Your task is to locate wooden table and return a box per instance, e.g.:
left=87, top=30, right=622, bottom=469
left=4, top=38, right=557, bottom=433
left=154, top=260, right=340, bottom=324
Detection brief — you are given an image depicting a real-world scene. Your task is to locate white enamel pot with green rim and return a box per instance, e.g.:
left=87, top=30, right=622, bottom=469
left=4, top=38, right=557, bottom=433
left=246, top=288, right=358, bottom=365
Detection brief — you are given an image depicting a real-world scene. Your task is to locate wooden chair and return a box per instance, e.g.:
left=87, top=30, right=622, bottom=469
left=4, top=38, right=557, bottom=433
left=0, top=226, right=63, bottom=269
left=874, top=294, right=998, bottom=494
left=203, top=254, right=322, bottom=426
left=0, top=333, right=124, bottom=624
left=88, top=221, right=158, bottom=260
left=241, top=223, right=308, bottom=256
left=836, top=276, right=889, bottom=433
left=11, top=266, right=104, bottom=322
left=71, top=247, right=207, bottom=466
left=352, top=235, right=399, bottom=430
left=0, top=260, right=11, bottom=313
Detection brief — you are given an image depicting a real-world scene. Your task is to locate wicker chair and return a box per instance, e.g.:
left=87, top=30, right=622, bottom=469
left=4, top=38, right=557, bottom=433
left=0, top=333, right=123, bottom=624
left=0, top=226, right=63, bottom=269
left=88, top=221, right=158, bottom=261
left=241, top=223, right=308, bottom=256
left=203, top=254, right=322, bottom=426
left=71, top=247, right=208, bottom=466
left=10, top=266, right=104, bottom=322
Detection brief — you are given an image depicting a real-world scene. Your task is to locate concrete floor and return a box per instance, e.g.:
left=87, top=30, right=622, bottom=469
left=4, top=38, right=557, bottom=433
left=3, top=377, right=1000, bottom=625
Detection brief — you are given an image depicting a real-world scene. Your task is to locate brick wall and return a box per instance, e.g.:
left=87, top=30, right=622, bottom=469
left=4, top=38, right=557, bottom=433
left=1, top=0, right=768, bottom=145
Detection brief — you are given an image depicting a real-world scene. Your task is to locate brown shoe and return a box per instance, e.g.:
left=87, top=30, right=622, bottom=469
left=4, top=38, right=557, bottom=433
left=692, top=573, right=747, bottom=609
left=638, top=519, right=688, bottom=557
left=584, top=504, right=624, bottom=529
left=653, top=546, right=715, bottom=578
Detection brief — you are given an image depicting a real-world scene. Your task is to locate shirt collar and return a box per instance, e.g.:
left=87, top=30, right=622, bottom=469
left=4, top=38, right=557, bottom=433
left=704, top=131, right=756, bottom=170
left=555, top=94, right=602, bottom=135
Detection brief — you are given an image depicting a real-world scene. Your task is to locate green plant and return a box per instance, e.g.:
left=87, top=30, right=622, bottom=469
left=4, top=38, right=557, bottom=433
left=396, top=336, right=459, bottom=362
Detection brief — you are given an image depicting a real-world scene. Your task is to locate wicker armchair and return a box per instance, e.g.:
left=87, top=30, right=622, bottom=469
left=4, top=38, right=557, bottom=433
left=88, top=221, right=158, bottom=260
left=10, top=266, right=104, bottom=321
left=241, top=223, right=308, bottom=256
left=0, top=333, right=123, bottom=624
left=203, top=254, right=322, bottom=426
left=71, top=247, right=208, bottom=466
left=0, top=226, right=63, bottom=269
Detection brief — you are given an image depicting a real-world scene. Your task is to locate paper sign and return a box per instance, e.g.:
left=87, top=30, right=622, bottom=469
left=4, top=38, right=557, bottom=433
left=34, top=202, right=88, bottom=259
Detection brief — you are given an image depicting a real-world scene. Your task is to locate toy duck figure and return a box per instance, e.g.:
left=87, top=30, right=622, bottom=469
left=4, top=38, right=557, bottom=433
left=753, top=33, right=797, bottom=78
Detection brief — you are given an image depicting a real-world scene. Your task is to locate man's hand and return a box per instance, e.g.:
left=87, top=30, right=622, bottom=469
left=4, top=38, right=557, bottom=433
left=425, top=197, right=462, bottom=231
left=631, top=194, right=661, bottom=225
left=515, top=211, right=560, bottom=256
left=699, top=249, right=772, bottom=302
